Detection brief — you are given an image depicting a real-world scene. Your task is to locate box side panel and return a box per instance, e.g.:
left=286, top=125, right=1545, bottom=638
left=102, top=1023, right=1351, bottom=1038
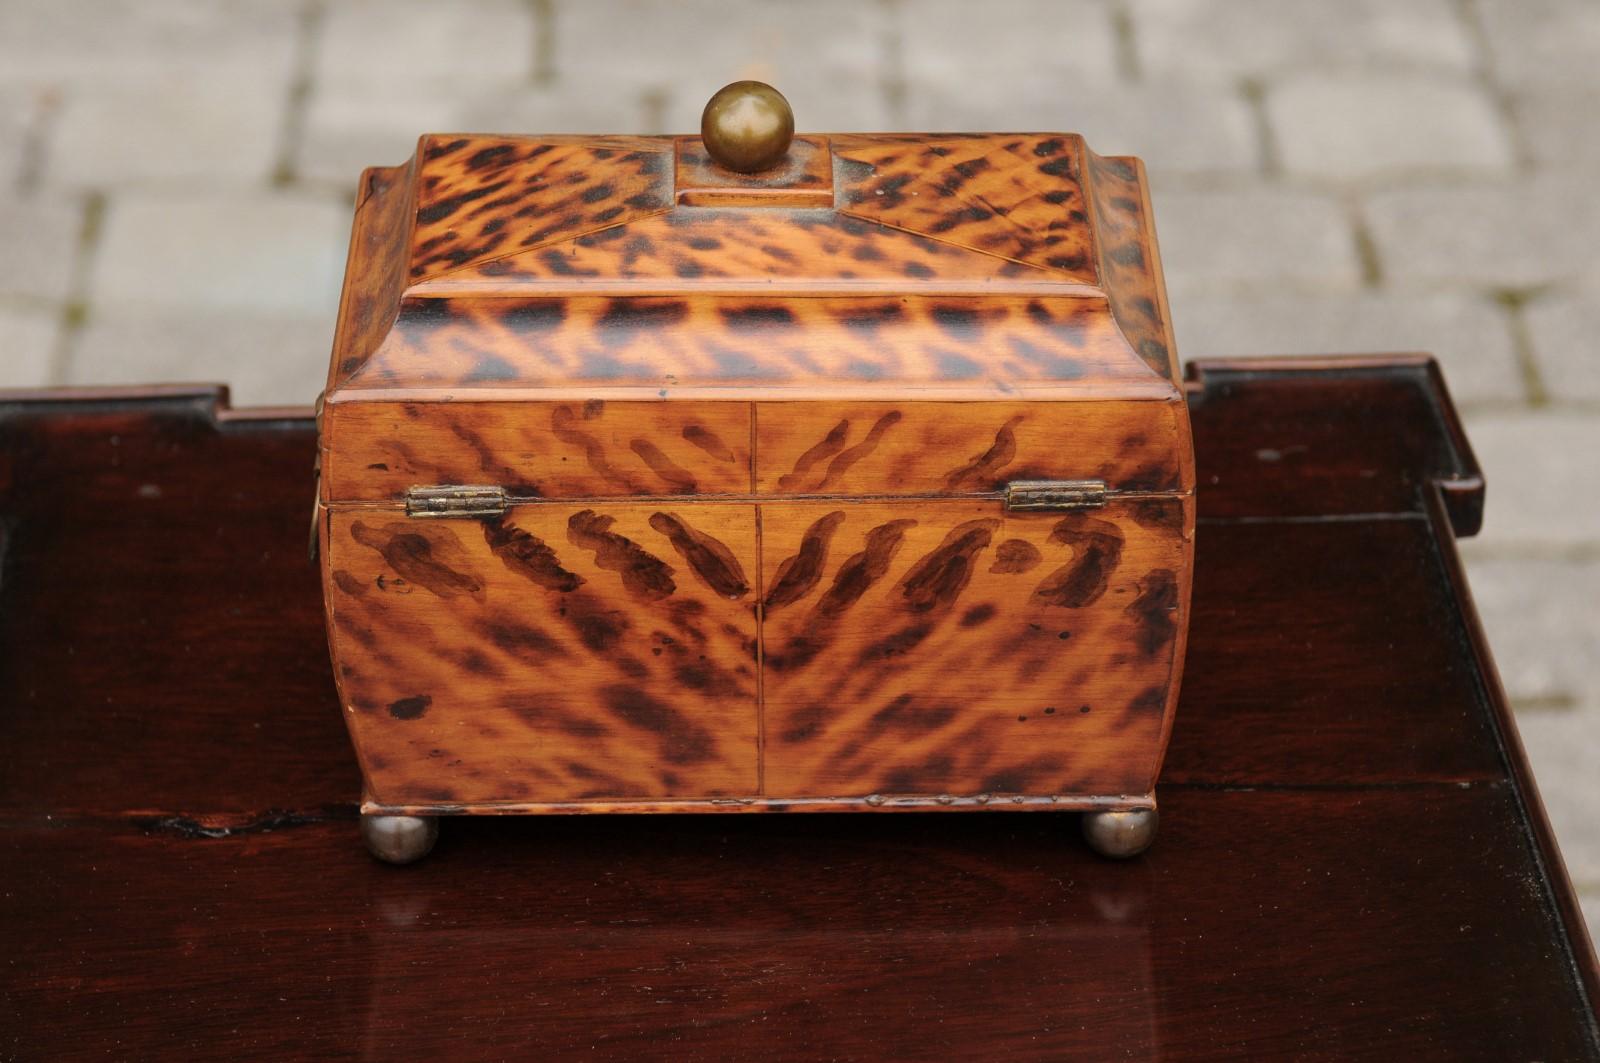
left=1082, top=150, right=1181, bottom=386
left=1150, top=489, right=1196, bottom=783
left=326, top=160, right=417, bottom=394
left=324, top=503, right=759, bottom=805
left=760, top=497, right=1187, bottom=799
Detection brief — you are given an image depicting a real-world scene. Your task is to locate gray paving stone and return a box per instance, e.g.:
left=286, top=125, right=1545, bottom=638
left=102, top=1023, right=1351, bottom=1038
left=1525, top=285, right=1600, bottom=402
left=904, top=80, right=1258, bottom=177
left=459, top=90, right=646, bottom=138
left=0, top=304, right=60, bottom=387
left=1267, top=73, right=1513, bottom=182
left=1128, top=0, right=1473, bottom=81
left=0, top=88, right=37, bottom=187
left=1477, top=0, right=1600, bottom=92
left=659, top=79, right=892, bottom=137
left=89, top=193, right=347, bottom=317
left=1167, top=290, right=1521, bottom=402
left=0, top=198, right=81, bottom=303
left=552, top=0, right=893, bottom=132
left=656, top=77, right=891, bottom=137
left=315, top=0, right=535, bottom=91
left=297, top=90, right=466, bottom=188
left=1365, top=174, right=1600, bottom=289
left=0, top=0, right=297, bottom=91
left=296, top=86, right=640, bottom=186
left=1513, top=89, right=1600, bottom=170
left=1463, top=557, right=1600, bottom=709
left=1460, top=411, right=1600, bottom=548
left=1512, top=709, right=1600, bottom=884
left=67, top=312, right=331, bottom=407
left=47, top=84, right=283, bottom=189
left=1148, top=187, right=1363, bottom=292
left=1582, top=892, right=1600, bottom=952
left=900, top=0, right=1119, bottom=114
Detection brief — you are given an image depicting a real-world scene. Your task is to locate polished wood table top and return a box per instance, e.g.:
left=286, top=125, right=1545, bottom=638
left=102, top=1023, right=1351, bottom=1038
left=1, top=357, right=1595, bottom=1061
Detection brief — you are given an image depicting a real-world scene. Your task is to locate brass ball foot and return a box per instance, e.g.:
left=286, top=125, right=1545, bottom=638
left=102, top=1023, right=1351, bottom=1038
left=361, top=813, right=438, bottom=865
left=1082, top=808, right=1158, bottom=859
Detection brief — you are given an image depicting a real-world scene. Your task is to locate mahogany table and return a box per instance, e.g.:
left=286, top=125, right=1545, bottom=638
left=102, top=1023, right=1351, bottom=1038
left=1, top=357, right=1595, bottom=1061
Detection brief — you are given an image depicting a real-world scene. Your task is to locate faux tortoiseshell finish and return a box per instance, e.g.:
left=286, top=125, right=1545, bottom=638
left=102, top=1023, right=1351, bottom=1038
left=318, top=129, right=1194, bottom=817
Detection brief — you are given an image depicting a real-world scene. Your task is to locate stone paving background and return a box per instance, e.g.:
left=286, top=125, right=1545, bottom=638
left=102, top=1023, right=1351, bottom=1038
left=0, top=0, right=1595, bottom=940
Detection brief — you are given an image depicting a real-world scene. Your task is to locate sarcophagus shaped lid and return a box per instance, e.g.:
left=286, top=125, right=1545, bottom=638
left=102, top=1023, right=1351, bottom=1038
left=325, top=125, right=1180, bottom=403
left=320, top=87, right=1191, bottom=505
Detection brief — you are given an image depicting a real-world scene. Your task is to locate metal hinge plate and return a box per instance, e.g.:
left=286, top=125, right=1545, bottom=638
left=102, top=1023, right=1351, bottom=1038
left=1004, top=479, right=1108, bottom=512
left=405, top=485, right=508, bottom=519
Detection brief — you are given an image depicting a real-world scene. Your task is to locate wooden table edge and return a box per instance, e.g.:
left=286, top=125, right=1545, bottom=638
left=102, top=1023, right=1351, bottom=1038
left=1422, top=481, right=1600, bottom=1028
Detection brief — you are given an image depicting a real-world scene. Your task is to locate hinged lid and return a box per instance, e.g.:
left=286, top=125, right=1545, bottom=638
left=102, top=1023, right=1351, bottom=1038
left=320, top=85, right=1192, bottom=506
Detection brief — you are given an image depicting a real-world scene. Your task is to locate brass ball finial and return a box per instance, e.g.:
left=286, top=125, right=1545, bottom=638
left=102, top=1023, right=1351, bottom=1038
left=700, top=81, right=794, bottom=173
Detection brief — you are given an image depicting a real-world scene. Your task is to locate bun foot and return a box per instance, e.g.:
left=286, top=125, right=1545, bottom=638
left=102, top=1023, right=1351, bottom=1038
left=361, top=813, right=438, bottom=865
left=1082, top=808, right=1158, bottom=859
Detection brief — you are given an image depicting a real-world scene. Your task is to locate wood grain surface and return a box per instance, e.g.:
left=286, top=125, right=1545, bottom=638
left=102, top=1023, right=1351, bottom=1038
left=326, top=503, right=760, bottom=806
left=324, top=132, right=1180, bottom=399
left=322, top=398, right=755, bottom=501
left=406, top=134, right=672, bottom=285
left=318, top=127, right=1195, bottom=814
left=319, top=385, right=1195, bottom=812
left=325, top=492, right=1191, bottom=811
left=0, top=361, right=1595, bottom=1059
left=675, top=134, right=834, bottom=207
left=752, top=398, right=1187, bottom=496
left=759, top=498, right=1189, bottom=798
left=326, top=294, right=1173, bottom=394
left=321, top=397, right=1187, bottom=501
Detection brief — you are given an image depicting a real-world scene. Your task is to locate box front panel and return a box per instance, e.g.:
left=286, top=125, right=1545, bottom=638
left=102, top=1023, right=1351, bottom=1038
left=323, top=400, right=753, bottom=503
left=755, top=399, right=1188, bottom=497
left=759, top=497, right=1190, bottom=799
left=323, top=395, right=1193, bottom=809
left=326, top=503, right=759, bottom=805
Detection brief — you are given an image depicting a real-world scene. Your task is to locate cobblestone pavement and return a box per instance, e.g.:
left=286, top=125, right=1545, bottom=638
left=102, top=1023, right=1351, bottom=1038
left=1, top=0, right=1595, bottom=939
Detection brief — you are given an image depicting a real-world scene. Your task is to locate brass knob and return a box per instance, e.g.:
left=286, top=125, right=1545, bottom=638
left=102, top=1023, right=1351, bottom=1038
left=700, top=81, right=794, bottom=173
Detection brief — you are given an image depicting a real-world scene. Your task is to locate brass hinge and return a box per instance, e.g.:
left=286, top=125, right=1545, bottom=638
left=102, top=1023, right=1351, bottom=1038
left=1004, top=479, right=1108, bottom=512
left=405, top=485, right=509, bottom=519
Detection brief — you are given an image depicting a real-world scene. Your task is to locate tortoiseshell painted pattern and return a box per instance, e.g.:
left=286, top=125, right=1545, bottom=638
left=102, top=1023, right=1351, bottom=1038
left=326, top=132, right=1177, bottom=394
left=754, top=400, right=1187, bottom=497
left=832, top=134, right=1099, bottom=283
left=329, top=160, right=416, bottom=386
left=319, top=126, right=1194, bottom=818
left=327, top=503, right=760, bottom=804
left=760, top=499, right=1190, bottom=798
left=1081, top=151, right=1176, bottom=378
left=676, top=135, right=834, bottom=207
left=325, top=399, right=753, bottom=502
left=323, top=398, right=1184, bottom=503
left=408, top=210, right=1062, bottom=294
left=334, top=294, right=1165, bottom=394
left=324, top=494, right=1191, bottom=808
left=407, top=134, right=672, bottom=285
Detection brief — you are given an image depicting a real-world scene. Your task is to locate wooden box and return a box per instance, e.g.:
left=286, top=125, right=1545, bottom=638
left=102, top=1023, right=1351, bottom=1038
left=316, top=105, right=1195, bottom=862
